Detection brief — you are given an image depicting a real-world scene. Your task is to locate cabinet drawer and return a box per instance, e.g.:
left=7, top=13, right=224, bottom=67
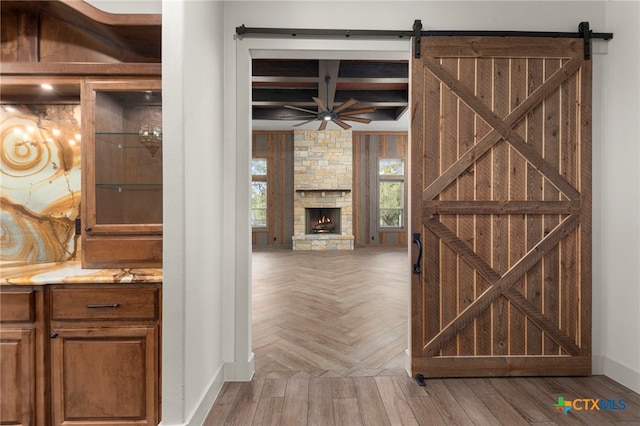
left=51, top=288, right=159, bottom=321
left=0, top=290, right=35, bottom=322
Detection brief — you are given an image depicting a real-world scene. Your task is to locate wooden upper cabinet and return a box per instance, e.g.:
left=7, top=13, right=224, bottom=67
left=81, top=79, right=163, bottom=268
left=0, top=1, right=161, bottom=65
left=0, top=1, right=161, bottom=105
left=1, top=1, right=163, bottom=267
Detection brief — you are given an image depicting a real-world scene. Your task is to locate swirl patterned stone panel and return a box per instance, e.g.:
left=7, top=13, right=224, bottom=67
left=1, top=105, right=81, bottom=263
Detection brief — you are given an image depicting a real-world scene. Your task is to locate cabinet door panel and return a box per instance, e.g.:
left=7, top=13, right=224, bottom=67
left=0, top=328, right=35, bottom=426
left=50, top=326, right=158, bottom=426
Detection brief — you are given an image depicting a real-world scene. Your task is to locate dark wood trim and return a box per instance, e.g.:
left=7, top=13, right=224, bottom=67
left=2, top=1, right=161, bottom=61
left=57, top=0, right=161, bottom=26
left=17, top=11, right=39, bottom=62
left=1, top=62, right=161, bottom=76
left=252, top=131, right=295, bottom=249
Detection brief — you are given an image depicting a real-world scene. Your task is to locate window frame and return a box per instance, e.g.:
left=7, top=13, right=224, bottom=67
left=377, top=158, right=406, bottom=230
left=251, top=158, right=268, bottom=229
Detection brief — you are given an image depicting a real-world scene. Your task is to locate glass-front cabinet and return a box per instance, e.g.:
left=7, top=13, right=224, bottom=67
left=81, top=80, right=162, bottom=268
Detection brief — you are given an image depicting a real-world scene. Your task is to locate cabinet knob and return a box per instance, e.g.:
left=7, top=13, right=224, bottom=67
left=84, top=226, right=92, bottom=232
left=50, top=332, right=59, bottom=339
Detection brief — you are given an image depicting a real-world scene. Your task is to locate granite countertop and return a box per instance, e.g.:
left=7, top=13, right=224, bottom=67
left=0, top=261, right=163, bottom=285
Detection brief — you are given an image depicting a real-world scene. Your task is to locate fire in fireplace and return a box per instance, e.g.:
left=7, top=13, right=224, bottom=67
left=306, top=208, right=341, bottom=234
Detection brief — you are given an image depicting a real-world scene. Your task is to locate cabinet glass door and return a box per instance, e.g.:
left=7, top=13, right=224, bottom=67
left=94, top=90, right=162, bottom=226
left=83, top=80, right=162, bottom=234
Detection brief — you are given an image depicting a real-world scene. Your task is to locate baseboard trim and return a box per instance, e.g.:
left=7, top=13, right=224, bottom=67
left=592, top=354, right=605, bottom=374
left=184, top=364, right=225, bottom=426
left=161, top=354, right=256, bottom=426
left=223, top=352, right=255, bottom=381
left=404, top=348, right=411, bottom=376
left=601, top=355, right=640, bottom=394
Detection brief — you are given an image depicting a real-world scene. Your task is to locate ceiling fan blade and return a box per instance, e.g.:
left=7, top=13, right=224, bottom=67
left=293, top=118, right=319, bottom=127
left=338, top=115, right=372, bottom=124
left=312, top=97, right=328, bottom=112
left=282, top=115, right=317, bottom=120
left=332, top=118, right=352, bottom=130
left=318, top=120, right=328, bottom=131
left=284, top=105, right=319, bottom=115
left=333, top=98, right=358, bottom=114
left=340, top=107, right=376, bottom=115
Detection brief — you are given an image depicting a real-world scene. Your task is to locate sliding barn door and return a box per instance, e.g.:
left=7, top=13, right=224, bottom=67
left=410, top=37, right=591, bottom=377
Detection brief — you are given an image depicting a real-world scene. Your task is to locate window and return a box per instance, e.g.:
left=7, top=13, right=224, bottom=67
left=251, top=159, right=267, bottom=228
left=379, top=159, right=404, bottom=228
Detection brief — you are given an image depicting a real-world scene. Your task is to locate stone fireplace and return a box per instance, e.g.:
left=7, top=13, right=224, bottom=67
left=292, top=129, right=354, bottom=250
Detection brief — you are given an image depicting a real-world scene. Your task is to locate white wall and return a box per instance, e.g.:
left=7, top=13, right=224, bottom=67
left=599, top=0, right=640, bottom=393
left=162, top=1, right=228, bottom=425
left=99, top=0, right=640, bottom=423
left=86, top=0, right=161, bottom=14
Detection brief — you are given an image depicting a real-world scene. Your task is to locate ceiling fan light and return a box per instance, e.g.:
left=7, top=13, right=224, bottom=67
left=323, top=115, right=331, bottom=121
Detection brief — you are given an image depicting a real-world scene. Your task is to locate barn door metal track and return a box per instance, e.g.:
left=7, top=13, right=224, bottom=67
left=235, top=20, right=613, bottom=60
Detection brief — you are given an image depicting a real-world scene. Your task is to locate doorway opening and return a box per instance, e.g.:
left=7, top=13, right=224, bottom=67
left=247, top=47, right=411, bottom=378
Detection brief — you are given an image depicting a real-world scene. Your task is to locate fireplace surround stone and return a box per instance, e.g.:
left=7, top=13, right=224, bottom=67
left=292, top=130, right=354, bottom=250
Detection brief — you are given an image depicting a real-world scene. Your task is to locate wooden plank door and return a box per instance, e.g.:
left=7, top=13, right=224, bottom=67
left=410, top=37, right=592, bottom=377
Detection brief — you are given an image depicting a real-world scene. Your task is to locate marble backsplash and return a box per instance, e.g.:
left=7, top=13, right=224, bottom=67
left=1, top=105, right=81, bottom=263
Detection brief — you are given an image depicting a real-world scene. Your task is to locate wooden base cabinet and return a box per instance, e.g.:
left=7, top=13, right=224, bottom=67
left=50, top=326, right=158, bottom=425
left=0, top=288, right=45, bottom=426
left=49, top=285, right=161, bottom=425
left=0, top=284, right=161, bottom=426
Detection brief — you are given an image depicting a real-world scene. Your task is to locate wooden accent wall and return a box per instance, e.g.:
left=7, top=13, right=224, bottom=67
left=353, top=132, right=408, bottom=247
left=252, top=130, right=408, bottom=249
left=252, top=131, right=294, bottom=249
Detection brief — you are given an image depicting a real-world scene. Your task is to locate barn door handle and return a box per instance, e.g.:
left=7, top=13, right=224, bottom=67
left=412, top=233, right=422, bottom=274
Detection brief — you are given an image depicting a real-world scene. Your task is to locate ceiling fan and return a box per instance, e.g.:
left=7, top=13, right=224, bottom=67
left=283, top=75, right=375, bottom=131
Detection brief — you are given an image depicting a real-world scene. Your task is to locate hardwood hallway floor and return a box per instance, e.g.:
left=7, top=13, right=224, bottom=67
left=205, top=248, right=640, bottom=425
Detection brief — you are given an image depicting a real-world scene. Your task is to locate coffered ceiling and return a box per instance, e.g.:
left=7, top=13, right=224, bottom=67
left=252, top=59, right=409, bottom=130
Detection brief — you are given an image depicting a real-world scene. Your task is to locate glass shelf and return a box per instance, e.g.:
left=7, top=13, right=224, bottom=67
left=96, top=183, right=162, bottom=191
left=95, top=133, right=163, bottom=150
left=96, top=132, right=144, bottom=134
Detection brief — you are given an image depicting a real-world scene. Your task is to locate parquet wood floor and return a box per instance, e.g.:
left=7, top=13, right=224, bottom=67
left=252, top=247, right=409, bottom=379
left=205, top=248, right=640, bottom=425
